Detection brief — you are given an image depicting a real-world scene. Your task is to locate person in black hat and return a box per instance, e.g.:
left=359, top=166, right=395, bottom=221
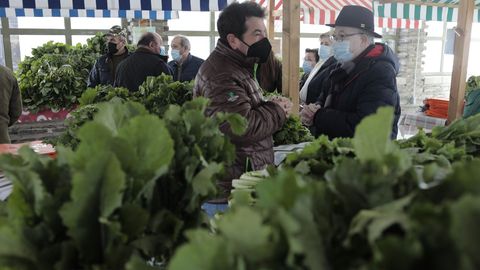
left=300, top=5, right=401, bottom=139
left=87, top=25, right=131, bottom=88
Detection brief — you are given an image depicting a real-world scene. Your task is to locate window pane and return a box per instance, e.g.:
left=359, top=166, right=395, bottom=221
left=423, top=40, right=442, bottom=73
left=17, top=35, right=66, bottom=59
left=10, top=17, right=64, bottom=29
left=0, top=34, right=5, bottom=66
left=167, top=36, right=211, bottom=61
left=169, top=12, right=210, bottom=31
left=72, top=35, right=95, bottom=45
left=442, top=54, right=454, bottom=73
left=468, top=41, right=480, bottom=77
left=472, top=23, right=480, bottom=40
left=71, top=18, right=122, bottom=29
left=425, top=21, right=444, bottom=37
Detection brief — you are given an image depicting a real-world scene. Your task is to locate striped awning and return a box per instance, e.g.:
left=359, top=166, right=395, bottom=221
left=257, top=0, right=420, bottom=29
left=373, top=1, right=480, bottom=23
left=0, top=0, right=234, bottom=18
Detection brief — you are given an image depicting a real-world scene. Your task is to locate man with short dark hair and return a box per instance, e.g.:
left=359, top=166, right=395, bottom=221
left=300, top=5, right=401, bottom=139
left=0, top=65, right=22, bottom=144
left=194, top=2, right=292, bottom=214
left=88, top=25, right=130, bottom=87
left=299, top=48, right=319, bottom=89
left=114, top=32, right=172, bottom=92
left=168, top=35, right=204, bottom=82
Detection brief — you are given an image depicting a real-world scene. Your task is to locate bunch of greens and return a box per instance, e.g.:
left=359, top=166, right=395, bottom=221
left=17, top=41, right=97, bottom=112
left=132, top=74, right=194, bottom=116
left=168, top=108, right=480, bottom=270
left=273, top=116, right=314, bottom=146
left=0, top=98, right=246, bottom=269
left=79, top=85, right=130, bottom=106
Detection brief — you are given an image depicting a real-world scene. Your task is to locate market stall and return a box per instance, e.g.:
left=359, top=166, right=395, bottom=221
left=373, top=0, right=480, bottom=123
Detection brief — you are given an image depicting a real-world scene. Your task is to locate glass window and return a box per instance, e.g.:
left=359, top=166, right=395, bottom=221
left=10, top=17, right=64, bottom=29
left=16, top=35, right=66, bottom=60
left=71, top=18, right=122, bottom=29
left=442, top=54, right=454, bottom=73
left=169, top=11, right=210, bottom=31
left=167, top=36, right=211, bottom=61
left=425, top=21, right=444, bottom=38
left=471, top=23, right=480, bottom=40
left=72, top=35, right=95, bottom=45
left=468, top=41, right=480, bottom=77
left=423, top=40, right=442, bottom=73
left=0, top=34, right=5, bottom=66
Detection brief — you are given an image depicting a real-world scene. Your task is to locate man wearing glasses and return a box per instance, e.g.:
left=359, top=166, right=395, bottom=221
left=300, top=5, right=401, bottom=139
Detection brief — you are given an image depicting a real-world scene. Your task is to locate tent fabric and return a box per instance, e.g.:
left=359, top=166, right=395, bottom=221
left=0, top=0, right=233, bottom=11
left=257, top=0, right=420, bottom=29
left=0, top=0, right=234, bottom=18
left=0, top=8, right=178, bottom=19
left=373, top=1, right=480, bottom=23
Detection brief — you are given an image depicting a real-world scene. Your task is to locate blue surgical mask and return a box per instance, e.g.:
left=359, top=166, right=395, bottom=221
left=171, top=49, right=181, bottom=61
left=160, top=47, right=166, bottom=56
left=332, top=41, right=353, bottom=63
left=302, top=61, right=313, bottom=74
left=319, top=45, right=331, bottom=61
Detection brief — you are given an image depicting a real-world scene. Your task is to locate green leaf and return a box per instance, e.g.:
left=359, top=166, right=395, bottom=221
left=125, top=254, right=158, bottom=270
left=218, top=207, right=274, bottom=263
left=353, top=107, right=395, bottom=162
left=93, top=100, right=148, bottom=136
left=215, top=112, right=247, bottom=136
left=60, top=152, right=126, bottom=262
left=168, top=230, right=232, bottom=270
left=117, top=115, right=174, bottom=181
left=449, top=195, right=480, bottom=270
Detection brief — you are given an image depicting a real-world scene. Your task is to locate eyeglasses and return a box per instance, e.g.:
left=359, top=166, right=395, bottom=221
left=331, top=32, right=364, bottom=42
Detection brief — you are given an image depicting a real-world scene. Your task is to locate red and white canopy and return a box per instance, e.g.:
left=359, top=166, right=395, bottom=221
left=256, top=0, right=420, bottom=29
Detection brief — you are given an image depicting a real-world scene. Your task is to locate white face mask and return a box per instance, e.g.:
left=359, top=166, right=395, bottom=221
left=332, top=41, right=353, bottom=63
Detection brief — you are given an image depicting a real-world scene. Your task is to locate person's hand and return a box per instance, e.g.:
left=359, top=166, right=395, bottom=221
left=270, top=96, right=293, bottom=117
left=300, top=103, right=321, bottom=126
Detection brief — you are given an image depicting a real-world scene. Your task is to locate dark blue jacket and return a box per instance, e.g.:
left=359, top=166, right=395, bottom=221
left=87, top=50, right=130, bottom=88
left=168, top=54, right=204, bottom=82
left=312, top=43, right=401, bottom=139
left=114, top=47, right=172, bottom=92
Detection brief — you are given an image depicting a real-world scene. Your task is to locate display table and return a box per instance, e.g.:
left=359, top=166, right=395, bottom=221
left=0, top=141, right=56, bottom=201
left=273, top=142, right=310, bottom=166
left=18, top=108, right=74, bottom=123
left=398, top=113, right=447, bottom=139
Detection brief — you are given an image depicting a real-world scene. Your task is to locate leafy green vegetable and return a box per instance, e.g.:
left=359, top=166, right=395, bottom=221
left=273, top=116, right=314, bottom=146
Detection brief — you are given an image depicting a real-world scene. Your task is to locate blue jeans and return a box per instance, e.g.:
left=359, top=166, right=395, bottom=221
left=201, top=203, right=229, bottom=218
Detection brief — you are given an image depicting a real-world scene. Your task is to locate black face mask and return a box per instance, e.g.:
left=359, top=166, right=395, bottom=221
left=240, top=38, right=272, bottom=63
left=106, top=42, right=118, bottom=56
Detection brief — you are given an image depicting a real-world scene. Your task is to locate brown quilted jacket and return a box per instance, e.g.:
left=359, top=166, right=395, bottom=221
left=194, top=39, right=286, bottom=201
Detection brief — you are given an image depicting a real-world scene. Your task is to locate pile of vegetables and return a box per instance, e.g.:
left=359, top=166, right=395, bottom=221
left=0, top=98, right=246, bottom=269
left=52, top=74, right=194, bottom=149
left=169, top=108, right=480, bottom=270
left=16, top=34, right=116, bottom=112
left=273, top=116, right=314, bottom=146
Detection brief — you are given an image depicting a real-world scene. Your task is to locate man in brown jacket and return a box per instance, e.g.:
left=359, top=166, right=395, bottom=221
left=0, top=65, right=22, bottom=144
left=194, top=2, right=292, bottom=214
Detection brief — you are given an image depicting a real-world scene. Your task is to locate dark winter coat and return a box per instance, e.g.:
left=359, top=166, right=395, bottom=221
left=87, top=50, right=130, bottom=88
left=0, top=65, right=22, bottom=144
left=114, top=47, right=172, bottom=92
left=312, top=43, right=401, bottom=139
left=168, top=54, right=204, bottom=82
left=194, top=39, right=286, bottom=200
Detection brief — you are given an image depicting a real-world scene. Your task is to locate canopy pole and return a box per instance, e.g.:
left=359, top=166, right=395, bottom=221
left=282, top=0, right=300, bottom=115
left=447, top=0, right=474, bottom=124
left=267, top=0, right=275, bottom=40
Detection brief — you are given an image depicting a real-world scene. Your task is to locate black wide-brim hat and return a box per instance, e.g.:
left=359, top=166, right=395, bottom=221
left=326, top=5, right=382, bottom=38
